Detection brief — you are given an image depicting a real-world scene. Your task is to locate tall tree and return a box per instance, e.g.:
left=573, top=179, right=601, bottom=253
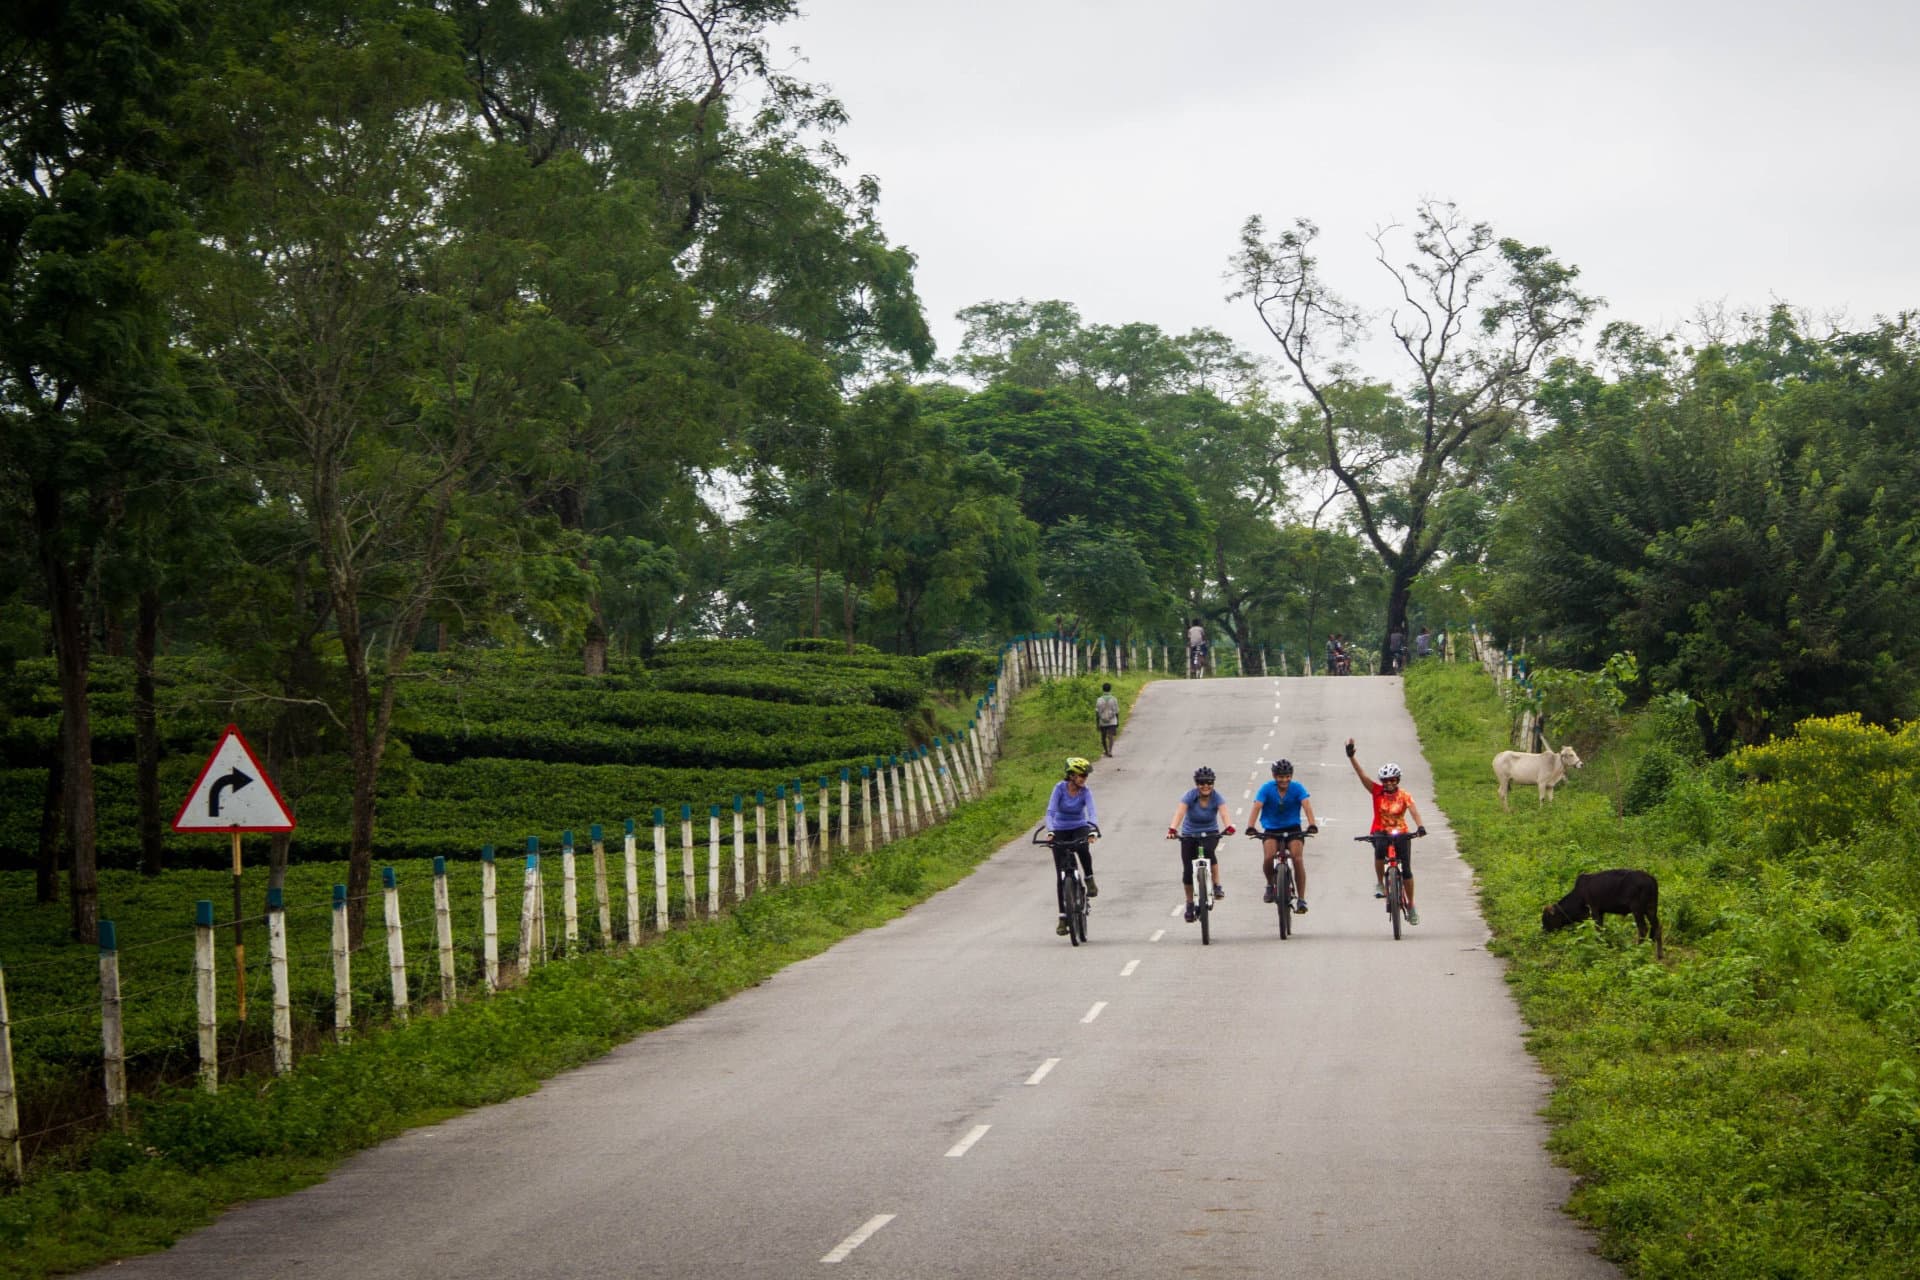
left=1230, top=201, right=1597, bottom=657
left=1, top=0, right=199, bottom=939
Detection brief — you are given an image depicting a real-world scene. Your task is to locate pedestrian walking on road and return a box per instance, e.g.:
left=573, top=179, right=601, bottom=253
left=1094, top=682, right=1120, bottom=756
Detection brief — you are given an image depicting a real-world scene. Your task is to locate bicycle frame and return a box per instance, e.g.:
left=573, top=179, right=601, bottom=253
left=1355, top=832, right=1418, bottom=940
left=1035, top=824, right=1096, bottom=946
left=1252, top=827, right=1310, bottom=939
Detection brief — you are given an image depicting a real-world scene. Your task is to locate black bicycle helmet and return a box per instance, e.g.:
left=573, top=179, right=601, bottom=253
left=1193, top=766, right=1216, bottom=784
left=1271, top=758, right=1293, bottom=777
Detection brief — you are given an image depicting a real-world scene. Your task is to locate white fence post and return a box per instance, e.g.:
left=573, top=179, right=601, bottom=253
left=732, top=797, right=747, bottom=901
left=195, top=899, right=217, bottom=1091
left=651, top=809, right=670, bottom=932
left=0, top=963, right=20, bottom=1180
left=707, top=804, right=722, bottom=916
left=622, top=820, right=641, bottom=944
left=591, top=824, right=612, bottom=948
left=561, top=829, right=580, bottom=957
left=267, top=887, right=292, bottom=1075
left=818, top=776, right=832, bottom=863
left=680, top=805, right=698, bottom=921
left=432, top=857, right=456, bottom=1008
left=875, top=759, right=894, bottom=845
left=775, top=786, right=792, bottom=881
left=753, top=792, right=768, bottom=889
left=332, top=884, right=352, bottom=1040
left=839, top=769, right=852, bottom=856
left=99, top=920, right=126, bottom=1120
left=382, top=867, right=410, bottom=1024
left=517, top=847, right=540, bottom=975
left=481, top=846, right=500, bottom=992
left=860, top=766, right=874, bottom=852
left=794, top=797, right=812, bottom=876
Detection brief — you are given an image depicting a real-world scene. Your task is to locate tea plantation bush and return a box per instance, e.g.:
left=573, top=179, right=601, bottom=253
left=0, top=642, right=931, bottom=870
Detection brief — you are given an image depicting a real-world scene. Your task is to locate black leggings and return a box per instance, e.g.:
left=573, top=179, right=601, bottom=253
left=1178, top=833, right=1221, bottom=886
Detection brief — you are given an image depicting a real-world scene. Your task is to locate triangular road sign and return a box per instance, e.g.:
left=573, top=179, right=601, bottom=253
left=172, top=724, right=296, bottom=833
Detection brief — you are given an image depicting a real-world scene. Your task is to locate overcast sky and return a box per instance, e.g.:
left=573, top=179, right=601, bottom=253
left=770, top=0, right=1920, bottom=378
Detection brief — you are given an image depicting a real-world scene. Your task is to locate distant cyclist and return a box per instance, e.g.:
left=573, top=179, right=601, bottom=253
left=1345, top=738, right=1426, bottom=924
left=1094, top=682, right=1120, bottom=756
left=1246, top=758, right=1318, bottom=913
left=1186, top=618, right=1208, bottom=676
left=1168, top=765, right=1232, bottom=921
left=1045, top=756, right=1100, bottom=935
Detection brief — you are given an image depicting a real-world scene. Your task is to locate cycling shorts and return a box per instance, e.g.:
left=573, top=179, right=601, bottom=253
left=1367, top=832, right=1415, bottom=877
left=1258, top=826, right=1306, bottom=853
left=1178, top=833, right=1221, bottom=885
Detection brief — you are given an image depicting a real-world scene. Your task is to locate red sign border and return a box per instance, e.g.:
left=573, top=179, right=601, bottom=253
left=170, top=723, right=298, bottom=833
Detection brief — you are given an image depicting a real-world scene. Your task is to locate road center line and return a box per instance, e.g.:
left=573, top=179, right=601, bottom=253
left=1150, top=928, right=1165, bottom=942
left=1081, top=1001, right=1108, bottom=1024
left=1026, top=1058, right=1060, bottom=1085
left=1169, top=903, right=1185, bottom=918
left=1120, top=959, right=1139, bottom=976
left=822, top=1214, right=896, bottom=1263
left=945, top=1124, right=991, bottom=1158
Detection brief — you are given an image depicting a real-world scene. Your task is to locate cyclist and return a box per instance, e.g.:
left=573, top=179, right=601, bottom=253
left=1186, top=618, right=1208, bottom=676
left=1344, top=738, right=1427, bottom=924
left=1387, top=627, right=1407, bottom=674
left=1246, top=758, right=1318, bottom=913
left=1094, top=682, right=1120, bottom=756
left=1044, top=756, right=1100, bottom=935
left=1167, top=765, right=1233, bottom=922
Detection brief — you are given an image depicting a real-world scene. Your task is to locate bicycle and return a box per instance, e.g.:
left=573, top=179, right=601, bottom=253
left=1035, top=823, right=1097, bottom=946
left=1250, top=826, right=1314, bottom=939
left=1188, top=645, right=1208, bottom=679
left=1170, top=828, right=1227, bottom=944
left=1354, top=830, right=1421, bottom=940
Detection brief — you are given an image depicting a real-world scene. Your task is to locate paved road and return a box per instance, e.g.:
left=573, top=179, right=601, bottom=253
left=100, top=675, right=1615, bottom=1279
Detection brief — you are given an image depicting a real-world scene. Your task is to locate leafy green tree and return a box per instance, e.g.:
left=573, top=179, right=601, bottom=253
left=1491, top=311, right=1920, bottom=748
left=0, top=0, right=203, bottom=937
left=1231, top=201, right=1597, bottom=660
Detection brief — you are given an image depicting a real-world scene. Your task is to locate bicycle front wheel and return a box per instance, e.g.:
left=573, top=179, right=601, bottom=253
left=1069, top=878, right=1087, bottom=946
left=1386, top=866, right=1403, bottom=941
left=1276, top=862, right=1292, bottom=940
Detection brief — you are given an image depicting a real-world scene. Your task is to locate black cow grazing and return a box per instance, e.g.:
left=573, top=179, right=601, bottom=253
left=1542, top=869, right=1663, bottom=959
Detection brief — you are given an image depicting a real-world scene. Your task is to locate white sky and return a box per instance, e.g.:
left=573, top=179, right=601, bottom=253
left=772, top=0, right=1920, bottom=379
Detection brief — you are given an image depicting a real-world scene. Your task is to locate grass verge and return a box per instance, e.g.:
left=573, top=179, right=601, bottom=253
left=1404, top=660, right=1920, bottom=1279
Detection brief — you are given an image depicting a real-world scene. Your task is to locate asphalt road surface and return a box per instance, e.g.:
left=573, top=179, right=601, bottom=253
left=98, top=674, right=1617, bottom=1279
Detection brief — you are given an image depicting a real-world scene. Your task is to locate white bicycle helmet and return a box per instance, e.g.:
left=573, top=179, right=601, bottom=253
left=1377, top=762, right=1402, bottom=781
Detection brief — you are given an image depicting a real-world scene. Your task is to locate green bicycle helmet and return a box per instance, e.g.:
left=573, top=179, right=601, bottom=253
left=1065, top=756, right=1092, bottom=777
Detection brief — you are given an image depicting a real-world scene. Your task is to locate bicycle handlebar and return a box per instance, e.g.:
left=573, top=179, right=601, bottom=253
left=1352, top=828, right=1426, bottom=844
left=1249, top=825, right=1317, bottom=839
left=1035, top=823, right=1101, bottom=844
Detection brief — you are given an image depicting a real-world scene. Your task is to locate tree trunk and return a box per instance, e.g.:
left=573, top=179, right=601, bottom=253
left=36, top=482, right=99, bottom=942
left=583, top=610, right=609, bottom=677
left=37, top=746, right=64, bottom=904
left=135, top=588, right=163, bottom=875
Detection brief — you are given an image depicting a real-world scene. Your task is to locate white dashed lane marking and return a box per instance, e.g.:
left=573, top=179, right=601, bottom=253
left=822, top=1214, right=896, bottom=1264
left=1026, top=1058, right=1059, bottom=1085
left=1081, top=1001, right=1108, bottom=1024
left=945, top=1125, right=991, bottom=1158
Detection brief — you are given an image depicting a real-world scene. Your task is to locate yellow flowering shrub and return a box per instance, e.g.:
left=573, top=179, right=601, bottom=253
left=1732, top=713, right=1920, bottom=848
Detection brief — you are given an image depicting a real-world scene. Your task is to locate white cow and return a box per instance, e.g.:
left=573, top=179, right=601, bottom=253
left=1492, top=745, right=1583, bottom=810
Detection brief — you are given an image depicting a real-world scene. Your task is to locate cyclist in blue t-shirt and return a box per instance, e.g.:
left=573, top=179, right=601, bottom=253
left=1044, top=756, right=1100, bottom=935
left=1167, top=765, right=1233, bottom=922
left=1245, top=758, right=1318, bottom=914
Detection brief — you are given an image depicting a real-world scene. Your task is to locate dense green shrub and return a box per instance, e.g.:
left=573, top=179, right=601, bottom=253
left=1623, top=746, right=1681, bottom=816
left=782, top=637, right=878, bottom=655
left=925, top=648, right=997, bottom=695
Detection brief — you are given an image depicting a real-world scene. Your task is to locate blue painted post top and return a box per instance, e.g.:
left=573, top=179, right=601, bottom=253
left=267, top=887, right=285, bottom=910
left=591, top=823, right=603, bottom=841
left=860, top=765, right=870, bottom=777
left=891, top=755, right=901, bottom=766
left=99, top=920, right=117, bottom=952
left=333, top=884, right=347, bottom=906
left=680, top=803, right=692, bottom=820
left=624, top=818, right=635, bottom=836
left=709, top=804, right=721, bottom=818
left=527, top=835, right=540, bottom=854
left=195, top=900, right=214, bottom=927
left=433, top=856, right=446, bottom=877
left=652, top=807, right=665, bottom=825
left=840, top=767, right=849, bottom=780
left=874, top=756, right=885, bottom=769
left=755, top=790, right=765, bottom=804
left=482, top=844, right=495, bottom=863
left=526, top=853, right=539, bottom=871
left=563, top=829, right=574, bottom=849
left=775, top=784, right=786, bottom=799
left=733, top=795, right=744, bottom=812
left=818, top=775, right=828, bottom=788
left=382, top=866, right=396, bottom=889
